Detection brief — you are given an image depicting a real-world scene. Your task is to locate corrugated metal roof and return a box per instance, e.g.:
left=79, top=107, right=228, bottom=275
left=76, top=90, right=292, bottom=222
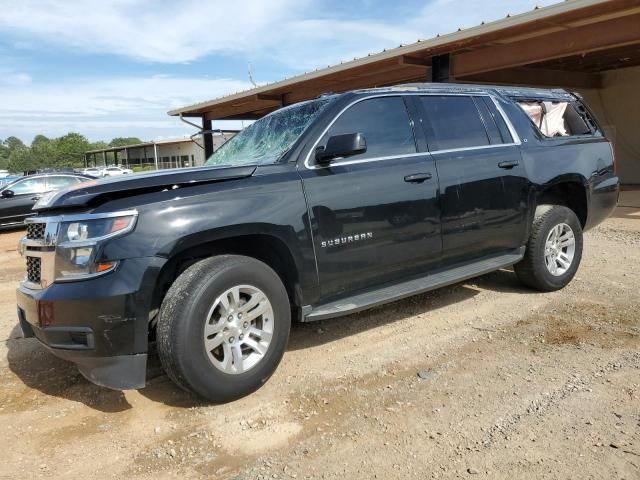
left=167, top=0, right=613, bottom=117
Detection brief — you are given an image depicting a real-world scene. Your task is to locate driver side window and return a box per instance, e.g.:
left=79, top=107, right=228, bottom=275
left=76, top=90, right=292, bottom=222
left=9, top=177, right=46, bottom=195
left=319, top=96, right=416, bottom=162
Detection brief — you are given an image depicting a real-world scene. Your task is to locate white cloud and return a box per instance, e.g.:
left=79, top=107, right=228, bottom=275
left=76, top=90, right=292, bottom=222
left=0, top=75, right=251, bottom=142
left=0, top=0, right=561, bottom=141
left=0, top=0, right=559, bottom=67
left=0, top=69, right=32, bottom=86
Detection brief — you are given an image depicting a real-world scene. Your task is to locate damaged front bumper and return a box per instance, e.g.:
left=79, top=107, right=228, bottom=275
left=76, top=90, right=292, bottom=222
left=16, top=256, right=165, bottom=390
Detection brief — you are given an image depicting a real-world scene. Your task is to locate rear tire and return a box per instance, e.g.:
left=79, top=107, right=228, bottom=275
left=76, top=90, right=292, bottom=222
left=157, top=255, right=291, bottom=403
left=514, top=205, right=583, bottom=292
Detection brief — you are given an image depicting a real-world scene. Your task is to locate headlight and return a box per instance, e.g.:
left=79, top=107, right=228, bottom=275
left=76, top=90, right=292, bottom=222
left=54, top=213, right=137, bottom=281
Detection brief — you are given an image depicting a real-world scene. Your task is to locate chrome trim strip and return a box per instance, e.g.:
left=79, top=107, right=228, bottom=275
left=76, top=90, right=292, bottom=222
left=25, top=210, right=138, bottom=225
left=488, top=95, right=522, bottom=145
left=303, top=92, right=521, bottom=170
left=309, top=152, right=429, bottom=169
left=427, top=142, right=519, bottom=156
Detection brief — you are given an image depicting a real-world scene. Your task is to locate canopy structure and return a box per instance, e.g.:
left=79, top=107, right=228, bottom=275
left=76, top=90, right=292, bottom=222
left=168, top=0, right=640, bottom=182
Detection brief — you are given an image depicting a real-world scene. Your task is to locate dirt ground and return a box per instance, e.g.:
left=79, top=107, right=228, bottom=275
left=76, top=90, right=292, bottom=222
left=1, top=192, right=639, bottom=480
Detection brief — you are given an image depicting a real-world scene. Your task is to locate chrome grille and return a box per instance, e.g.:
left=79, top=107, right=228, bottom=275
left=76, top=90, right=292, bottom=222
left=26, top=223, right=46, bottom=240
left=26, top=256, right=41, bottom=284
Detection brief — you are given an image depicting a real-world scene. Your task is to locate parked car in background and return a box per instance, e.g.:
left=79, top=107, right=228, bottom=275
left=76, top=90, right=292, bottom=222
left=82, top=167, right=105, bottom=177
left=0, top=173, right=94, bottom=228
left=103, top=166, right=133, bottom=176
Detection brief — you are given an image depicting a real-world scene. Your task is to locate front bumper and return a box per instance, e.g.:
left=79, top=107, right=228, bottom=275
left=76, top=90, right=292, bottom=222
left=16, top=256, right=166, bottom=390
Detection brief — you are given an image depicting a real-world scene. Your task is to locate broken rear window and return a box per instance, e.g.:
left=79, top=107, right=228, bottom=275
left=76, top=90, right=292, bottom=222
left=517, top=100, right=593, bottom=138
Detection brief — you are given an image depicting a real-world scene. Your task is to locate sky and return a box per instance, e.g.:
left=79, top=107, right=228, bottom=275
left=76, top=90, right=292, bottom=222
left=0, top=0, right=558, bottom=144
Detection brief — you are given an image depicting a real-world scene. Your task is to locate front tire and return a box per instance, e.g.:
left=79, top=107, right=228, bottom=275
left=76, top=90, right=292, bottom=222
left=514, top=205, right=583, bottom=292
left=157, top=255, right=291, bottom=402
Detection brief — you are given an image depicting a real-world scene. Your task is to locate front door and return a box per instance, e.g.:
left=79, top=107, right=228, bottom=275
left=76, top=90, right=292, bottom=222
left=415, top=94, right=528, bottom=264
left=0, top=176, right=47, bottom=225
left=299, top=95, right=441, bottom=300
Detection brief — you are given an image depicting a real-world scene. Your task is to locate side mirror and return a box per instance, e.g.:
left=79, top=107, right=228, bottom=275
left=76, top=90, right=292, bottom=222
left=1, top=189, right=14, bottom=198
left=315, top=133, right=367, bottom=163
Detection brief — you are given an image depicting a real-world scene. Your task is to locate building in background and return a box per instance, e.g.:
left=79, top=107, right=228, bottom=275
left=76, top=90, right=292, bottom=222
left=84, top=130, right=238, bottom=170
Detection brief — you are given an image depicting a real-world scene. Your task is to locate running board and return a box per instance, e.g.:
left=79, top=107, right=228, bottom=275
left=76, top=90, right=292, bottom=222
left=303, top=248, right=524, bottom=322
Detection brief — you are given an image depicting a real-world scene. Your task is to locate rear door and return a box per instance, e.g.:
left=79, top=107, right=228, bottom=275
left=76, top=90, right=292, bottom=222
left=415, top=94, right=528, bottom=264
left=300, top=95, right=441, bottom=299
left=46, top=175, right=83, bottom=191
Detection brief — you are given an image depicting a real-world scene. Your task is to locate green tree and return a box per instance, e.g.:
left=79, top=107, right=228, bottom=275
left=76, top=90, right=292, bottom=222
left=0, top=139, right=9, bottom=169
left=55, top=132, right=90, bottom=168
left=7, top=147, right=39, bottom=173
left=91, top=140, right=109, bottom=150
left=2, top=137, right=28, bottom=171
left=4, top=136, right=26, bottom=153
left=31, top=134, right=50, bottom=148
left=109, top=137, right=143, bottom=147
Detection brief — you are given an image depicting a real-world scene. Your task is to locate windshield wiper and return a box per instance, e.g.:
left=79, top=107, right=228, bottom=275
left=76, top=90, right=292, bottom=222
left=276, top=147, right=292, bottom=162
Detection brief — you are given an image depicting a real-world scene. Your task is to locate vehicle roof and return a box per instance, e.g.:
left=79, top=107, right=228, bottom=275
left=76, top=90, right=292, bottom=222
left=347, top=82, right=574, bottom=101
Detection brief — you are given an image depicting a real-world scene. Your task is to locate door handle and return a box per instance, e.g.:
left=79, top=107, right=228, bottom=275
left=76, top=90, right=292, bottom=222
left=404, top=172, right=432, bottom=183
left=498, top=160, right=519, bottom=169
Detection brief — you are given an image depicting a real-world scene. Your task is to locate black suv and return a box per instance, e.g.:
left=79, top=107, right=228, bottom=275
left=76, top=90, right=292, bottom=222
left=16, top=84, right=618, bottom=402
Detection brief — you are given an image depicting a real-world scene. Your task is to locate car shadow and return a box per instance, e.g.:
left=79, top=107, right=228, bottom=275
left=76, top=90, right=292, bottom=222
left=6, top=269, right=532, bottom=410
left=5, top=324, right=134, bottom=413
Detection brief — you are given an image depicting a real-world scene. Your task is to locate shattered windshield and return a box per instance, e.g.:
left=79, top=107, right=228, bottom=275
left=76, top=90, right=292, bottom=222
left=205, top=97, right=334, bottom=166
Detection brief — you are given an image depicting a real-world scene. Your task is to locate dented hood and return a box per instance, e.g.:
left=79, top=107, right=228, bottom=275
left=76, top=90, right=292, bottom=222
left=34, top=164, right=257, bottom=210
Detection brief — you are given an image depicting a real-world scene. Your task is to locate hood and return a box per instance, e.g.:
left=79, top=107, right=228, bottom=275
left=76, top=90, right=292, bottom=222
left=34, top=164, right=257, bottom=211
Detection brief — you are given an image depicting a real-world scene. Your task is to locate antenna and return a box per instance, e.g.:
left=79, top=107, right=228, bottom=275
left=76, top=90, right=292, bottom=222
left=248, top=62, right=258, bottom=87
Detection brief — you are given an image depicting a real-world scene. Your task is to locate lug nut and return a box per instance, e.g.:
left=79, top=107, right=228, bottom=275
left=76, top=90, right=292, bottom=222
left=229, top=336, right=235, bottom=343
left=243, top=322, right=248, bottom=328
left=227, top=315, right=233, bottom=322
left=238, top=313, right=243, bottom=319
left=239, top=334, right=244, bottom=340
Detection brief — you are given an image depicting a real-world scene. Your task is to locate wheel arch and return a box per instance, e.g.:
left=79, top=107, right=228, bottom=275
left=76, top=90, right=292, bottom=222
left=535, top=176, right=588, bottom=228
left=149, top=225, right=304, bottom=332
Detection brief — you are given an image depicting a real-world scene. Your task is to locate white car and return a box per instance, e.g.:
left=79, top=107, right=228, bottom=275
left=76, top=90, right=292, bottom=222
left=102, top=166, right=133, bottom=176
left=82, top=167, right=104, bottom=177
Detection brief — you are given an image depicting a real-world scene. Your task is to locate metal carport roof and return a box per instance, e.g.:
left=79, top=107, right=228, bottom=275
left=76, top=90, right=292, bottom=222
left=168, top=0, right=640, bottom=122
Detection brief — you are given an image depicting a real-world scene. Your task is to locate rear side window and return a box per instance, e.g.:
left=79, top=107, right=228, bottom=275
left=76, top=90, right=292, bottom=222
left=420, top=96, right=489, bottom=151
left=517, top=100, right=592, bottom=138
left=320, top=96, right=416, bottom=162
left=475, top=97, right=513, bottom=144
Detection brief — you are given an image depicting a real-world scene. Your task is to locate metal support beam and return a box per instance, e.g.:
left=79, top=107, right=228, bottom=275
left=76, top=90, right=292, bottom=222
left=452, top=13, right=640, bottom=78
left=255, top=93, right=284, bottom=104
left=203, top=117, right=214, bottom=159
left=461, top=67, right=603, bottom=89
left=431, top=54, right=451, bottom=83
left=153, top=143, right=159, bottom=170
left=102, top=151, right=107, bottom=167
left=398, top=55, right=430, bottom=67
